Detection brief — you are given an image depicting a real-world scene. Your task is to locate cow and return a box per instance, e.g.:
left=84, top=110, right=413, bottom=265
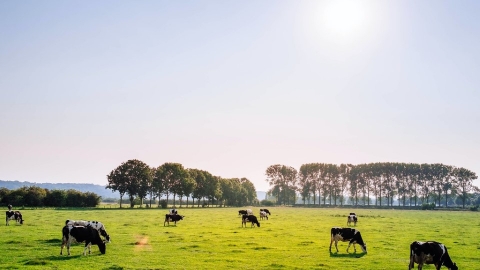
left=260, top=209, right=271, bottom=215
left=6, top=210, right=23, bottom=226
left=61, top=225, right=106, bottom=255
left=242, top=214, right=260, bottom=228
left=238, top=210, right=248, bottom=216
left=330, top=227, right=367, bottom=253
left=65, top=220, right=110, bottom=243
left=409, top=241, right=458, bottom=270
left=246, top=209, right=253, bottom=215
left=164, top=214, right=184, bottom=226
left=347, top=213, right=358, bottom=226
left=259, top=211, right=268, bottom=220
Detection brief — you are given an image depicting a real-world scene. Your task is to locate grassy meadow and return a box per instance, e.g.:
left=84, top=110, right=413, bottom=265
left=0, top=207, right=479, bottom=270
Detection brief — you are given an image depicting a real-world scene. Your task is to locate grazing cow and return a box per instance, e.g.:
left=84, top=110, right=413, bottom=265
left=259, top=211, right=268, bottom=220
left=330, top=227, right=367, bottom=253
left=6, top=211, right=23, bottom=226
left=347, top=213, right=358, bottom=226
left=260, top=209, right=271, bottom=215
left=65, top=220, right=110, bottom=243
left=164, top=214, right=184, bottom=226
left=409, top=241, right=458, bottom=270
left=241, top=214, right=260, bottom=228
left=61, top=225, right=106, bottom=255
left=246, top=209, right=253, bottom=215
left=238, top=210, right=248, bottom=216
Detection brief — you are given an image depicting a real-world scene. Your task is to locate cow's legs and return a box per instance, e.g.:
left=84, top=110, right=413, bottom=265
left=83, top=242, right=92, bottom=255
left=347, top=240, right=358, bottom=253
left=408, top=255, right=414, bottom=270
left=60, top=238, right=66, bottom=255
left=329, top=238, right=338, bottom=252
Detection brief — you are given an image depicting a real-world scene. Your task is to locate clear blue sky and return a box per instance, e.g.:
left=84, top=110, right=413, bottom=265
left=1, top=0, right=479, bottom=192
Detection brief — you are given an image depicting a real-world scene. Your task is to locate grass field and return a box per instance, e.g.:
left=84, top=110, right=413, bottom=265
left=1, top=207, right=478, bottom=270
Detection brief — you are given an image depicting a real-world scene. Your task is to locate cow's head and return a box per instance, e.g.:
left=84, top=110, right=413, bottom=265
left=98, top=241, right=106, bottom=254
left=360, top=242, right=367, bottom=253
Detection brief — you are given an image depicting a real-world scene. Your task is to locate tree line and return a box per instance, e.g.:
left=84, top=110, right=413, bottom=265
left=106, top=159, right=257, bottom=208
left=0, top=186, right=101, bottom=207
left=266, top=162, right=478, bottom=208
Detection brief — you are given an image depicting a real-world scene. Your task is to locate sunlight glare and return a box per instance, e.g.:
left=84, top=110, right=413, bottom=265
left=319, top=0, right=371, bottom=41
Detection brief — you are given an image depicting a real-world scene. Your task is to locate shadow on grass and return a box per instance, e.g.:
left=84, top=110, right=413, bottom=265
left=329, top=252, right=366, bottom=258
left=40, top=238, right=62, bottom=246
left=44, top=255, right=82, bottom=261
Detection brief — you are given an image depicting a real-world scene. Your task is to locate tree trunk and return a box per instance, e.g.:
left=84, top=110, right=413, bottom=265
left=129, top=195, right=135, bottom=208
left=119, top=194, right=124, bottom=208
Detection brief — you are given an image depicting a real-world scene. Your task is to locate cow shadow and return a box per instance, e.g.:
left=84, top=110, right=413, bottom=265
left=45, top=255, right=82, bottom=261
left=40, top=239, right=62, bottom=246
left=45, top=253, right=105, bottom=261
left=329, top=252, right=366, bottom=258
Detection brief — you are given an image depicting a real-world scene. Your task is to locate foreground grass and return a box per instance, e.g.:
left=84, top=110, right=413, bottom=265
left=0, top=207, right=478, bottom=269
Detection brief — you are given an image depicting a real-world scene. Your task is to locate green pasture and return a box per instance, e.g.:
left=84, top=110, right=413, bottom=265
left=1, top=207, right=478, bottom=270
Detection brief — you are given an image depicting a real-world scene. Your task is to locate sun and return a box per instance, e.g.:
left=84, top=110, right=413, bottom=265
left=319, top=0, right=371, bottom=41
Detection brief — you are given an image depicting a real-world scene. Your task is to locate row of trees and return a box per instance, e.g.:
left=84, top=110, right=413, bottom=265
left=0, top=186, right=101, bottom=207
left=266, top=162, right=478, bottom=208
left=106, top=160, right=257, bottom=208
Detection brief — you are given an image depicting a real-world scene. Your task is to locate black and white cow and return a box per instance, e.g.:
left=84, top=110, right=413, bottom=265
left=238, top=210, right=248, bottom=216
left=259, top=211, right=268, bottom=220
left=330, top=227, right=367, bottom=253
left=347, top=213, right=358, bottom=226
left=164, top=214, right=184, bottom=226
left=61, top=225, right=106, bottom=255
left=6, top=211, right=23, bottom=226
left=409, top=241, right=458, bottom=270
left=65, top=220, right=110, bottom=242
left=260, top=209, right=271, bottom=215
left=242, top=214, right=260, bottom=228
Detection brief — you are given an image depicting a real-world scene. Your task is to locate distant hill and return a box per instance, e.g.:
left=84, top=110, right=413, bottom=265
left=0, top=180, right=266, bottom=201
left=0, top=180, right=120, bottom=199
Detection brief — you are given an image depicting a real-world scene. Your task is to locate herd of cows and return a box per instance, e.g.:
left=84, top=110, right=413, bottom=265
left=5, top=206, right=459, bottom=269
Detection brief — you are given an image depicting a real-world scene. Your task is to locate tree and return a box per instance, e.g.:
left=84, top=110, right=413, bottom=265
left=240, top=178, right=257, bottom=206
left=106, top=159, right=152, bottom=208
left=23, top=186, right=47, bottom=207
left=189, top=169, right=207, bottom=207
left=44, top=189, right=67, bottom=207
left=178, top=173, right=196, bottom=207
left=107, top=164, right=128, bottom=208
left=454, top=167, right=478, bottom=208
left=265, top=164, right=297, bottom=205
left=299, top=163, right=320, bottom=205
left=156, top=162, right=189, bottom=207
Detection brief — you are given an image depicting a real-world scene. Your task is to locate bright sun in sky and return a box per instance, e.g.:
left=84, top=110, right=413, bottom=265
left=319, top=0, right=371, bottom=41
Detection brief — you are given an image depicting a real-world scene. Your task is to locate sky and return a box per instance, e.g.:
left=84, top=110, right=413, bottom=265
left=1, top=0, right=479, bottom=192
